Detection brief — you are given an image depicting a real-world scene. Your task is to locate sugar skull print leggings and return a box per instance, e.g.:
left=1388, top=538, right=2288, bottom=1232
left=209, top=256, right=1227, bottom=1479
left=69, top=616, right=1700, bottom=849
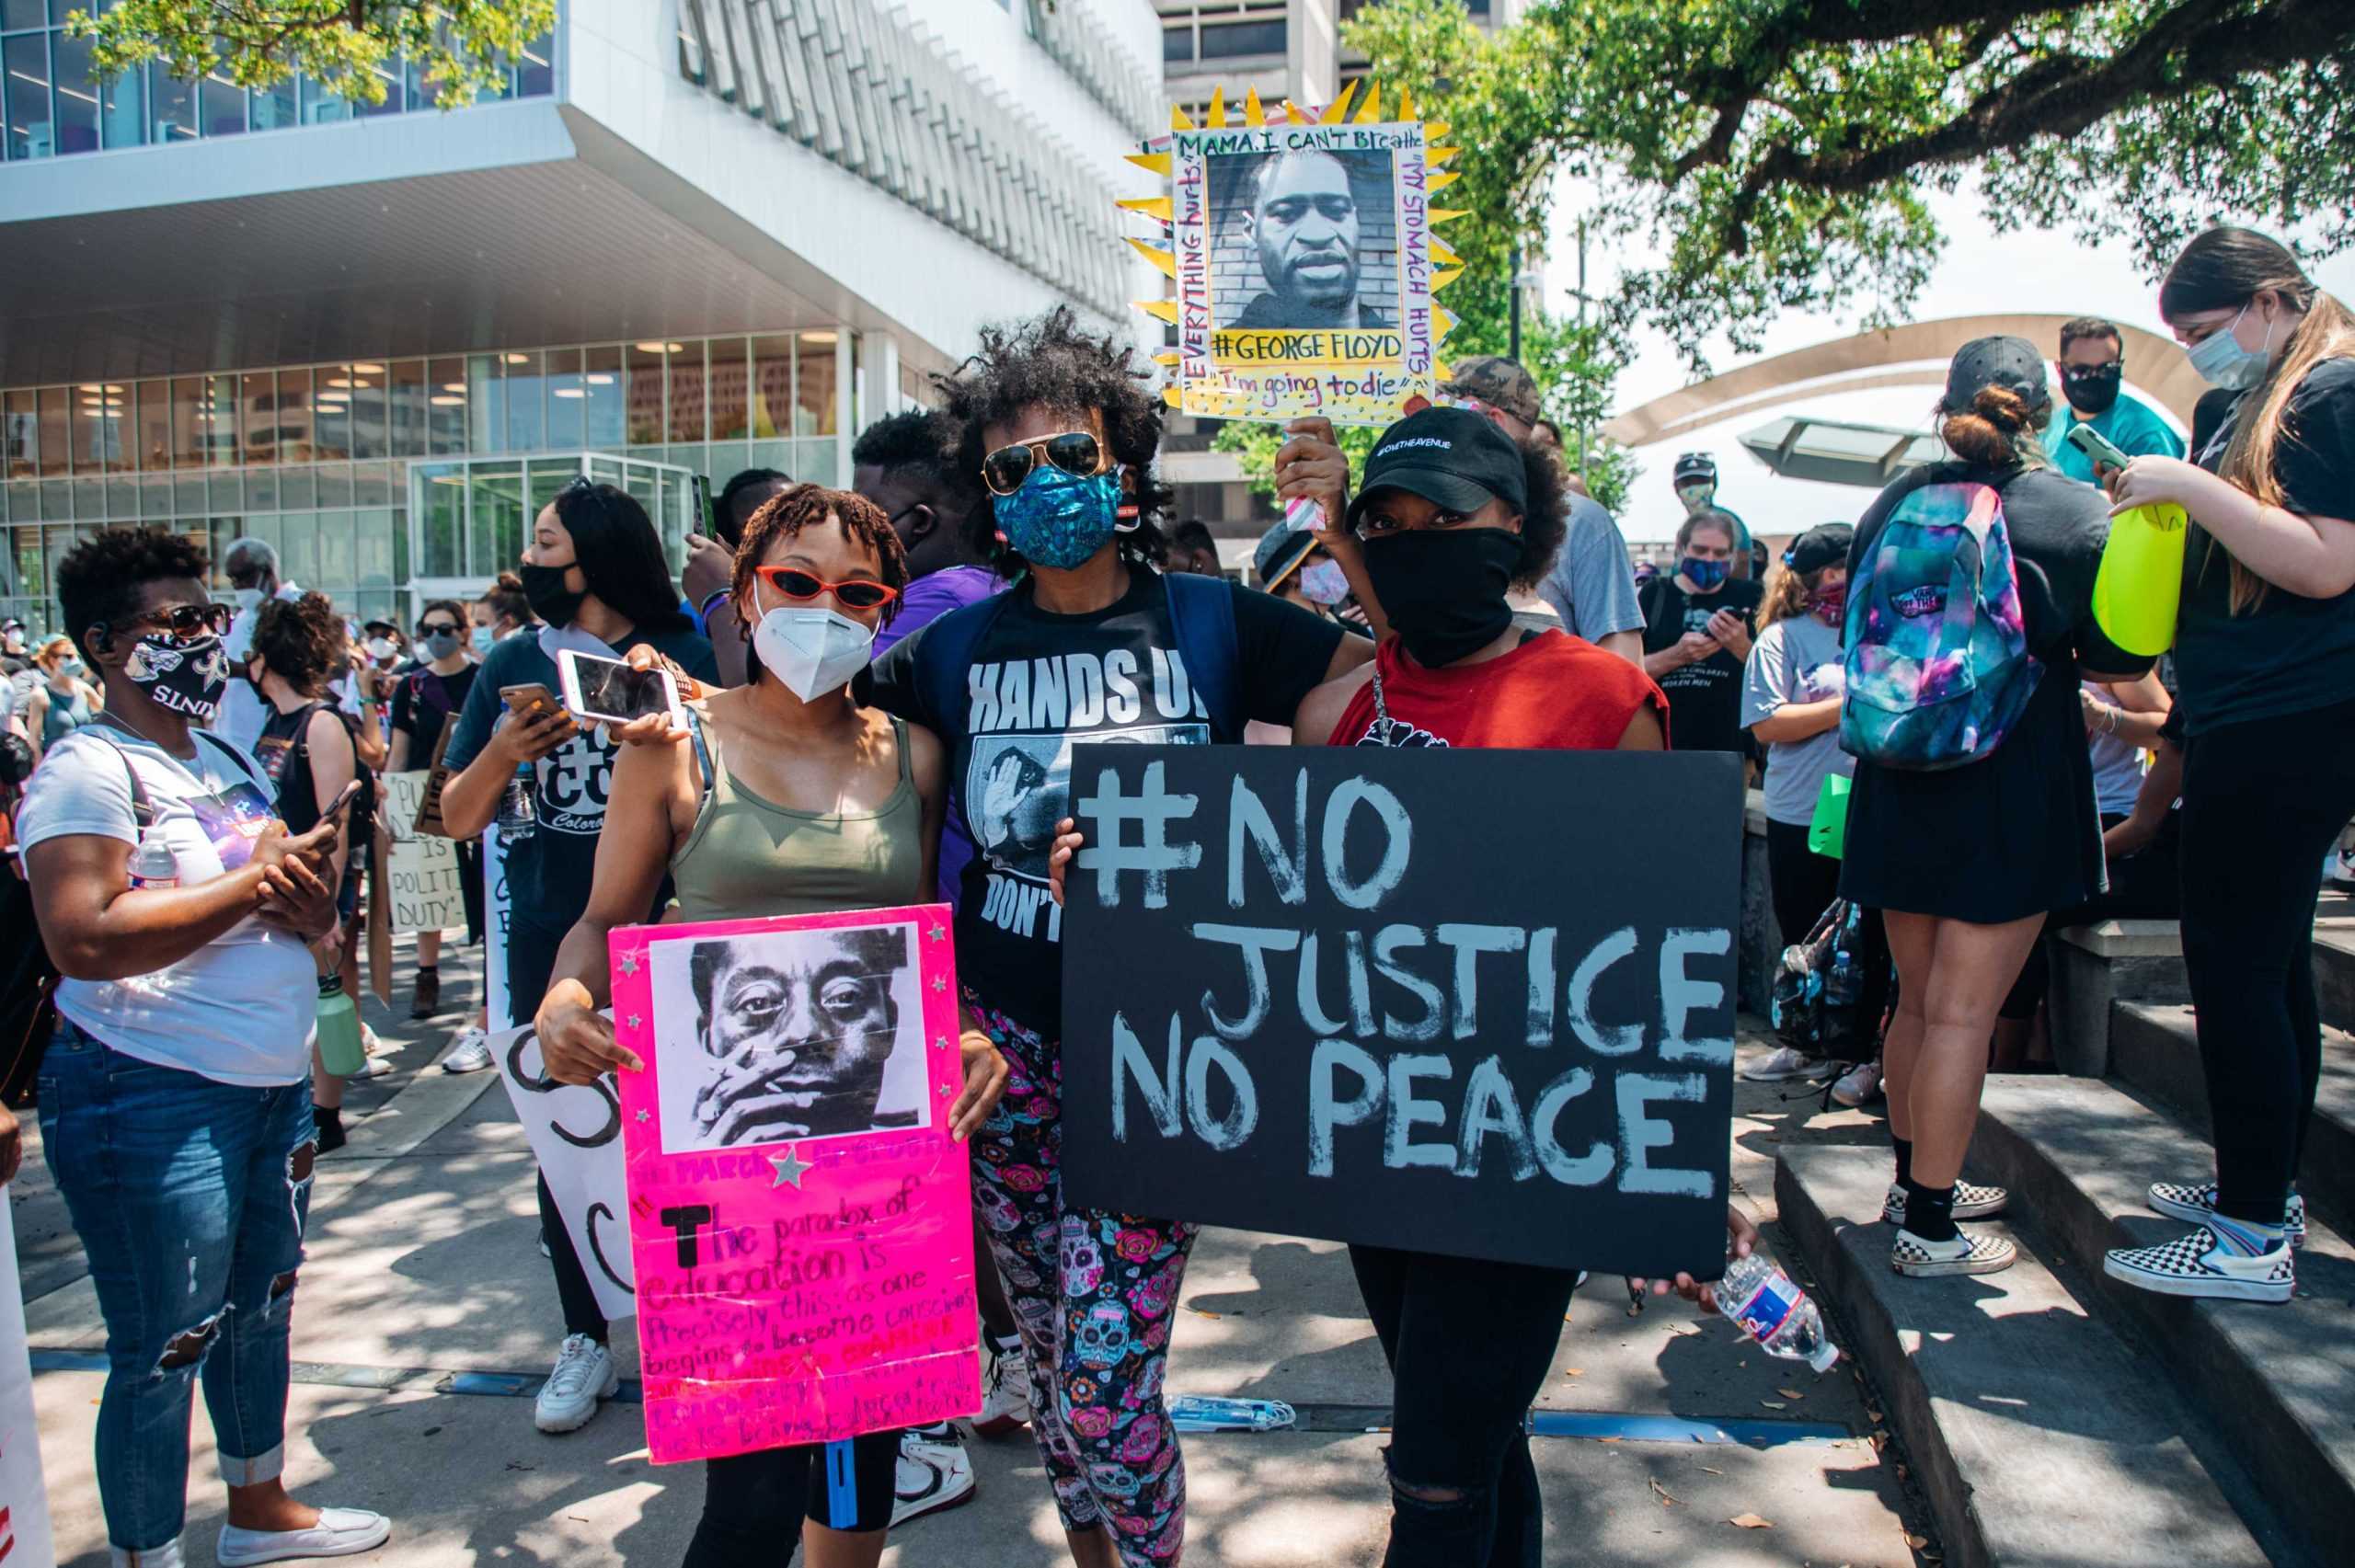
left=966, top=993, right=1196, bottom=1564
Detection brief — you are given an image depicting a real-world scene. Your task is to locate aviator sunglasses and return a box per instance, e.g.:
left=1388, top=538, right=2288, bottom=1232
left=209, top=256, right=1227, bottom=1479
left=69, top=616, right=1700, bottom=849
left=980, top=430, right=1108, bottom=497
left=751, top=564, right=901, bottom=612
left=120, top=603, right=234, bottom=639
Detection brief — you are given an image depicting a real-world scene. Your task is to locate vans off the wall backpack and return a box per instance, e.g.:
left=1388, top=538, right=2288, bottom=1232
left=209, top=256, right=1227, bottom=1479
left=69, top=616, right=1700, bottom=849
left=1841, top=480, right=2040, bottom=770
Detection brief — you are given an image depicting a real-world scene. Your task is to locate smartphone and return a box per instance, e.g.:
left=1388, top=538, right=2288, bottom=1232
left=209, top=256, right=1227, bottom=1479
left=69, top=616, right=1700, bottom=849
left=500, top=681, right=562, bottom=717
left=2066, top=423, right=2132, bottom=473
left=318, top=778, right=363, bottom=824
left=691, top=473, right=716, bottom=538
left=557, top=649, right=684, bottom=728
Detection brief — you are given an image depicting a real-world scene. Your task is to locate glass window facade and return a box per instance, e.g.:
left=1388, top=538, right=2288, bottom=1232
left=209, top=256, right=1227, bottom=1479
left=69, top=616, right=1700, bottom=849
left=0, top=332, right=854, bottom=632
left=0, top=17, right=552, bottom=162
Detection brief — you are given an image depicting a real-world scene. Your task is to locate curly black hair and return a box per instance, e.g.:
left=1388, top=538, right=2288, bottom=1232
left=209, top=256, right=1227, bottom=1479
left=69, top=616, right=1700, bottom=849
left=1510, top=435, right=1571, bottom=589
left=251, top=591, right=349, bottom=698
left=851, top=408, right=956, bottom=485
left=935, top=306, right=1171, bottom=578
left=55, top=526, right=211, bottom=666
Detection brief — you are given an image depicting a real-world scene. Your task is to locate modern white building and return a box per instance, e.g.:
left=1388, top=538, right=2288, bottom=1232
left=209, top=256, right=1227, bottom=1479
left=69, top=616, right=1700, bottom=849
left=0, top=0, right=1165, bottom=627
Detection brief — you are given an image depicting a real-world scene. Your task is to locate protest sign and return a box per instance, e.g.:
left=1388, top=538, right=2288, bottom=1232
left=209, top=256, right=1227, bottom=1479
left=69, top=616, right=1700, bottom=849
left=0, top=1188, right=55, bottom=1568
left=610, top=904, right=980, bottom=1464
left=1121, top=82, right=1464, bottom=427
left=378, top=771, right=465, bottom=936
left=488, top=1017, right=637, bottom=1320
left=1061, top=746, right=1741, bottom=1280
left=484, top=826, right=511, bottom=1028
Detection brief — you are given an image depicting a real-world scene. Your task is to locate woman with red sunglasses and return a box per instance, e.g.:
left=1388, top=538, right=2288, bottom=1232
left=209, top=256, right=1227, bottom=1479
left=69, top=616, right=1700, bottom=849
left=531, top=483, right=1007, bottom=1568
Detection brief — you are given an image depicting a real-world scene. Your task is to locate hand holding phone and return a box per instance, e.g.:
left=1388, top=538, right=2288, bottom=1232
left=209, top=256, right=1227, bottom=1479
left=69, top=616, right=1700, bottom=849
left=2066, top=422, right=2132, bottom=475
left=557, top=649, right=685, bottom=729
left=495, top=682, right=577, bottom=766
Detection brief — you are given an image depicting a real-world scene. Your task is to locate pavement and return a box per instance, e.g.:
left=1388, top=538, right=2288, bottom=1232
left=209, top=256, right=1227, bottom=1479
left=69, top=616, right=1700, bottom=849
left=17, top=937, right=1938, bottom=1566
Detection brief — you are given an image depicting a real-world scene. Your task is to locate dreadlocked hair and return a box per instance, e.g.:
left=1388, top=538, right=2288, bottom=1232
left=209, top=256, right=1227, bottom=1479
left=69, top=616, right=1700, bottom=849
left=936, top=306, right=1171, bottom=578
left=729, top=483, right=910, bottom=631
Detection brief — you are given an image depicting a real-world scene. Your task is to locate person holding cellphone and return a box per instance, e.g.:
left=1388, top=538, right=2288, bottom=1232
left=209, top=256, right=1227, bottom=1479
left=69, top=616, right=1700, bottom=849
left=19, top=528, right=389, bottom=1568
left=2097, top=228, right=2355, bottom=1302
left=533, top=483, right=1006, bottom=1567
left=435, top=477, right=717, bottom=1435
left=1639, top=509, right=1763, bottom=754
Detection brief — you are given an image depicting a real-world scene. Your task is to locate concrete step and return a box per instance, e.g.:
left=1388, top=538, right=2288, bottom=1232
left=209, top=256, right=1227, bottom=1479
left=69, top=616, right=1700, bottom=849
left=1775, top=1145, right=2274, bottom=1568
left=2109, top=1000, right=2355, bottom=1239
left=2316, top=927, right=2355, bottom=1040
left=1972, top=1076, right=2355, bottom=1568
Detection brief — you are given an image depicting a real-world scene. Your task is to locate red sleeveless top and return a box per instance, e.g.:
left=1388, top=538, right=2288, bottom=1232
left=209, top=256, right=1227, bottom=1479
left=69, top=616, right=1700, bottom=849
left=1327, top=630, right=1669, bottom=750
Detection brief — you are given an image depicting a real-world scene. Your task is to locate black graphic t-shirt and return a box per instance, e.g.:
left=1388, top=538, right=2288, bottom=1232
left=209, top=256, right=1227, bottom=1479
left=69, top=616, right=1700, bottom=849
left=867, top=569, right=1343, bottom=1036
left=1638, top=575, right=1763, bottom=755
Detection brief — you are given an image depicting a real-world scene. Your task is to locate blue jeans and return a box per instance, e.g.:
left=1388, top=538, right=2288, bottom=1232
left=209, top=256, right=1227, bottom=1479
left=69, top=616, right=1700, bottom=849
left=38, top=1019, right=316, bottom=1558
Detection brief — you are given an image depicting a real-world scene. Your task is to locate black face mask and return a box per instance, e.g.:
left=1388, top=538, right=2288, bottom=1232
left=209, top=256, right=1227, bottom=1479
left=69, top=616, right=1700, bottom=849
left=1361, top=528, right=1522, bottom=669
left=518, top=562, right=584, bottom=629
left=2062, top=362, right=2123, bottom=416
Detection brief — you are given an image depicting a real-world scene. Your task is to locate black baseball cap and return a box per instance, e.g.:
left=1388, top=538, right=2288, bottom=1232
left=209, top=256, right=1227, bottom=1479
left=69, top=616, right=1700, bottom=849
left=1672, top=452, right=1717, bottom=486
left=1782, top=522, right=1854, bottom=576
left=1945, top=336, right=2046, bottom=413
left=1346, top=406, right=1527, bottom=530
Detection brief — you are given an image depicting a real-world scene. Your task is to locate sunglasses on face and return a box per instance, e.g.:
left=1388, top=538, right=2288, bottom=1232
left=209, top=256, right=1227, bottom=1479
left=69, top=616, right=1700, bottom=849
left=751, top=565, right=900, bottom=612
left=419, top=622, right=461, bottom=636
left=121, top=603, right=233, bottom=639
left=981, top=430, right=1107, bottom=497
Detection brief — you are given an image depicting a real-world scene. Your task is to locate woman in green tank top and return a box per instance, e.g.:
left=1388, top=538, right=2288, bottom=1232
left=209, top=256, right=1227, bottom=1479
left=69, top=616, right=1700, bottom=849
left=531, top=485, right=1007, bottom=1568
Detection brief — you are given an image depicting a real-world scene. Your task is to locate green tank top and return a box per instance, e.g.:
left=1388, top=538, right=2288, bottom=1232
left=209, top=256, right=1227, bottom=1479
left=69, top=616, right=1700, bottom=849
left=668, top=703, right=928, bottom=923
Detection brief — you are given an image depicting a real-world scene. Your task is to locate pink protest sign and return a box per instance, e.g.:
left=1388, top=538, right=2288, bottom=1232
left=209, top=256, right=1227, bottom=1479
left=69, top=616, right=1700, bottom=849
left=610, top=902, right=980, bottom=1464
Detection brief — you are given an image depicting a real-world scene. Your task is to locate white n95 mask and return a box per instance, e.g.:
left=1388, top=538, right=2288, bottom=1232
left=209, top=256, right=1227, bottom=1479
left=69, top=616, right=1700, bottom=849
left=753, top=603, right=877, bottom=702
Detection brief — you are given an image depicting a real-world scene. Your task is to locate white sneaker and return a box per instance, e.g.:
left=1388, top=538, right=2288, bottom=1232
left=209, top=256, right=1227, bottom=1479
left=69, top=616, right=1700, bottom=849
left=2147, top=1180, right=2307, bottom=1249
left=1831, top=1059, right=1883, bottom=1107
left=1740, top=1046, right=1827, bottom=1082
left=973, top=1339, right=1032, bottom=1437
left=2327, top=847, right=2355, bottom=893
left=2105, top=1224, right=2294, bottom=1303
left=441, top=1027, right=494, bottom=1074
left=892, top=1426, right=977, bottom=1526
left=1890, top=1228, right=2016, bottom=1277
left=216, top=1507, right=391, bottom=1566
left=1882, top=1181, right=2008, bottom=1226
left=534, top=1334, right=618, bottom=1433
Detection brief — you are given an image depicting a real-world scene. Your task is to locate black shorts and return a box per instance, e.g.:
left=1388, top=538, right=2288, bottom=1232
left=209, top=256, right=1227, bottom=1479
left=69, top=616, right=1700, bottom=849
left=695, top=1430, right=901, bottom=1543
left=456, top=839, right=485, bottom=945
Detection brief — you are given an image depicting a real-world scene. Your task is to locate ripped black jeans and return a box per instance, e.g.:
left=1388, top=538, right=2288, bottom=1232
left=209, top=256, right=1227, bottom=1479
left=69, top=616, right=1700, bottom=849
left=1350, top=1244, right=1581, bottom=1567
left=39, top=1020, right=316, bottom=1557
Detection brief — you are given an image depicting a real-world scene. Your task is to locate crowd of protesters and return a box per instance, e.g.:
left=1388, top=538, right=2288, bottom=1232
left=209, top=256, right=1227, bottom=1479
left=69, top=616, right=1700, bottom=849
left=2, top=219, right=2350, bottom=1566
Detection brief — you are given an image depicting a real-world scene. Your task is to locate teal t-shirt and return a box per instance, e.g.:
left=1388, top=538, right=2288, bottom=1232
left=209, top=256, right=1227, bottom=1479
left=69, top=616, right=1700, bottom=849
left=2045, top=392, right=2184, bottom=485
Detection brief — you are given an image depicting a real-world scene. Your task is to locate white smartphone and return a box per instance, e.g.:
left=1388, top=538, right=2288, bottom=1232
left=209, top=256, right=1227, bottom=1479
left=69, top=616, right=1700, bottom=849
left=556, top=648, right=684, bottom=728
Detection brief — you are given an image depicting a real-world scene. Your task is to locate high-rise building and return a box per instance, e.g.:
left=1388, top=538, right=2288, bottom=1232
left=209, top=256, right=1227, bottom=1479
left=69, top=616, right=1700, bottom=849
left=0, top=0, right=1164, bottom=628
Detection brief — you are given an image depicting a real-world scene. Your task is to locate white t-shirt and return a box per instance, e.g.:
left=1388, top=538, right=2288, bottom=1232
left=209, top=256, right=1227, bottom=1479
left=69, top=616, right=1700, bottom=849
left=17, top=724, right=316, bottom=1085
left=216, top=582, right=304, bottom=753
left=1741, top=612, right=1853, bottom=828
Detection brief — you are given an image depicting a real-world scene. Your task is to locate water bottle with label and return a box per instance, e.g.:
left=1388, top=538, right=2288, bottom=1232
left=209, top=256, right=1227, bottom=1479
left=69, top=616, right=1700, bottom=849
left=128, top=829, right=179, bottom=890
left=1719, top=1253, right=1840, bottom=1373
left=494, top=762, right=538, bottom=844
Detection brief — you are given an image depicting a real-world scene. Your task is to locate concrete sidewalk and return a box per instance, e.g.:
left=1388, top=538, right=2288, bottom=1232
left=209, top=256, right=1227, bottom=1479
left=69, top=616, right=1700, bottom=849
left=17, top=948, right=1935, bottom=1565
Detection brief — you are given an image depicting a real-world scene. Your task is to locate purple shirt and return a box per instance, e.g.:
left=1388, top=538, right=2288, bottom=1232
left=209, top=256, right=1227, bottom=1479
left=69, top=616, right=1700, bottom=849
left=877, top=565, right=1003, bottom=905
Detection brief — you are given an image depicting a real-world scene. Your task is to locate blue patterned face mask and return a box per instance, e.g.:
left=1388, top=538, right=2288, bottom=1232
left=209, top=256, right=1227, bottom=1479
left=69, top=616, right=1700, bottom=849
left=993, top=466, right=1123, bottom=571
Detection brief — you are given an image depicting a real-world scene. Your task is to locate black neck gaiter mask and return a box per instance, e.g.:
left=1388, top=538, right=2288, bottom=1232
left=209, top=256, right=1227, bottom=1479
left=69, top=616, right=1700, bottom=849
left=1361, top=528, right=1522, bottom=669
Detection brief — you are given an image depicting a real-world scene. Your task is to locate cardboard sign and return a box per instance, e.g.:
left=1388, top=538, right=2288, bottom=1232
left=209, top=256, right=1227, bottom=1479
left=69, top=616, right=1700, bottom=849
left=1061, top=746, right=1741, bottom=1279
left=484, top=826, right=511, bottom=1028
left=609, top=904, right=980, bottom=1464
left=412, top=712, right=458, bottom=837
left=377, top=771, right=465, bottom=936
left=1124, top=83, right=1461, bottom=427
left=0, top=1187, right=56, bottom=1568
left=488, top=1018, right=638, bottom=1321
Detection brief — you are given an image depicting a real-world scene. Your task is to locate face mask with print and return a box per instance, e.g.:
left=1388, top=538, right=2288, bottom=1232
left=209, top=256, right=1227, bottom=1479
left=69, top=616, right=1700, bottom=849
left=1683, top=555, right=1730, bottom=591
left=124, top=632, right=231, bottom=720
left=992, top=467, right=1124, bottom=570
left=419, top=631, right=462, bottom=661
left=752, top=596, right=877, bottom=703
left=1676, top=482, right=1717, bottom=515
left=1297, top=556, right=1350, bottom=607
left=471, top=625, right=497, bottom=655
left=2186, top=302, right=2278, bottom=392
left=1809, top=584, right=1847, bottom=624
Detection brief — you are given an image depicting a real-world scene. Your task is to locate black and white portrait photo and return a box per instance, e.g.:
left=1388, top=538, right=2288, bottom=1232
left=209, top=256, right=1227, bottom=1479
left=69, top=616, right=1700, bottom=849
left=1210, top=145, right=1397, bottom=333
left=649, top=921, right=928, bottom=1153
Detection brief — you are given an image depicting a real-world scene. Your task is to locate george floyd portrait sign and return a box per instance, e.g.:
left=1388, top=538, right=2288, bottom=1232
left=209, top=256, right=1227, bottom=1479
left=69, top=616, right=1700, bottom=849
left=610, top=905, right=981, bottom=1463
left=1061, top=747, right=1741, bottom=1280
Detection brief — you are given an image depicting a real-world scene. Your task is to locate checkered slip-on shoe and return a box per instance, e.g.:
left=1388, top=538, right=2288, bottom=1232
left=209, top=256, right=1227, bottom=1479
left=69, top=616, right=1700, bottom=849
left=1890, top=1228, right=2016, bottom=1278
left=2146, top=1181, right=2306, bottom=1250
left=2105, top=1225, right=2294, bottom=1303
left=1881, top=1182, right=2008, bottom=1226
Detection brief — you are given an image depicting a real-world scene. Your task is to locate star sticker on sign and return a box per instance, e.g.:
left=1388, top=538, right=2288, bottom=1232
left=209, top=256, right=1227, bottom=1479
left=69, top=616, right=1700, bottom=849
left=626, top=1014, right=642, bottom=1031
left=931, top=975, right=947, bottom=992
left=768, top=1148, right=813, bottom=1188
left=635, top=1109, right=649, bottom=1124
left=618, top=953, right=642, bottom=977
left=928, top=922, right=947, bottom=942
left=934, top=1035, right=950, bottom=1051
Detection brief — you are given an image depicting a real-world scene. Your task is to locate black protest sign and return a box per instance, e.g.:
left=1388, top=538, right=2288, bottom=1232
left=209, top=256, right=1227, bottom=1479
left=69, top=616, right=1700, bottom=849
left=1060, top=744, right=1741, bottom=1280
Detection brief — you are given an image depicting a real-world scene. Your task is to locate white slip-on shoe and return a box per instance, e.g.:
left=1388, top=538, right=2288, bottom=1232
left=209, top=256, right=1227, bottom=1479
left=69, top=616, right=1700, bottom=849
left=216, top=1508, right=390, bottom=1566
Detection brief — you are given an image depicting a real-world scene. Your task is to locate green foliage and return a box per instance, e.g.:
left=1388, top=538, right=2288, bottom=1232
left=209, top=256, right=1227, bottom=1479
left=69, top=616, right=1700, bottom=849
left=66, top=0, right=557, bottom=110
left=1344, top=0, right=2355, bottom=374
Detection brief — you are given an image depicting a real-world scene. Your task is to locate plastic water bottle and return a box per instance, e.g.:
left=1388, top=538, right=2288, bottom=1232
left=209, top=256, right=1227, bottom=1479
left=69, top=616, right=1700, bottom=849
left=1166, top=1395, right=1295, bottom=1433
left=315, top=972, right=368, bottom=1078
left=128, top=829, right=178, bottom=890
left=1719, top=1253, right=1840, bottom=1373
left=494, top=762, right=537, bottom=843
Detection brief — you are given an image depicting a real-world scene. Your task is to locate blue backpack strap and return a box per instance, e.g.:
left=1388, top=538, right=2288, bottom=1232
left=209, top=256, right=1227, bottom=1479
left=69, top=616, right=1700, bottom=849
left=1164, top=570, right=1242, bottom=738
left=915, top=591, right=1015, bottom=744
